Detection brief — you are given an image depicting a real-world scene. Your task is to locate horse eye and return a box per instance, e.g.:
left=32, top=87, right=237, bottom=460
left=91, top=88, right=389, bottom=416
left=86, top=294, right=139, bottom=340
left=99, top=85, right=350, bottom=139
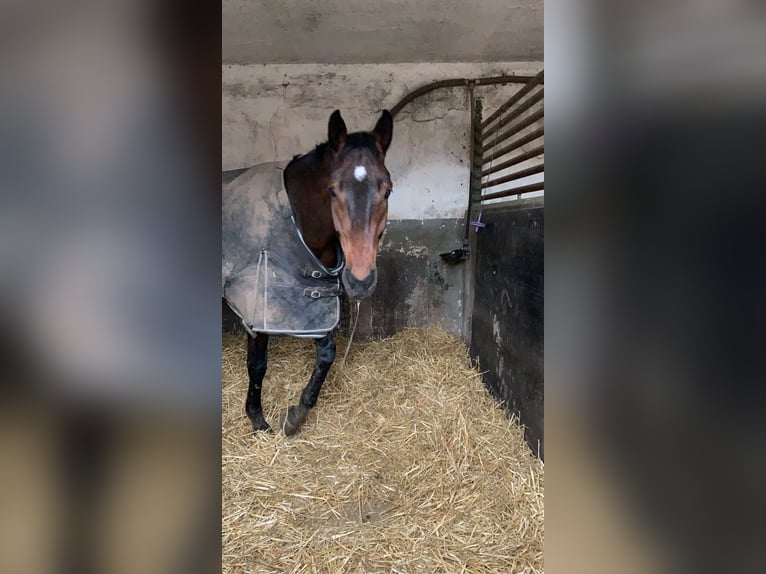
left=384, top=188, right=392, bottom=200
left=328, top=186, right=336, bottom=198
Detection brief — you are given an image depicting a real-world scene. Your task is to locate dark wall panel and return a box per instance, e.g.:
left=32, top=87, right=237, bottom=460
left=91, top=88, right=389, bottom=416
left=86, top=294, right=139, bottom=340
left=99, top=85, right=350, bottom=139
left=338, top=218, right=465, bottom=340
left=469, top=203, right=544, bottom=457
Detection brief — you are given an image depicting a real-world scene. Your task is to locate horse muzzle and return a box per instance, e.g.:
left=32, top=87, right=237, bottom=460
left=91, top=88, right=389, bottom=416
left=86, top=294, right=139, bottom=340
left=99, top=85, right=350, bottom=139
left=342, top=268, right=377, bottom=299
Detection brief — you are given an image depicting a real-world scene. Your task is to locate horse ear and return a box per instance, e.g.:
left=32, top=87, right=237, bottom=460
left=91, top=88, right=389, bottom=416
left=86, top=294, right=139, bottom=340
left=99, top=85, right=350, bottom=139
left=373, top=110, right=393, bottom=155
left=328, top=110, right=347, bottom=153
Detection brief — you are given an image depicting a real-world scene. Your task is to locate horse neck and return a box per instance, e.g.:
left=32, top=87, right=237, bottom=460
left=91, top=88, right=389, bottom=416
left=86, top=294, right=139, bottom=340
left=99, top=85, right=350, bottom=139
left=284, top=150, right=338, bottom=268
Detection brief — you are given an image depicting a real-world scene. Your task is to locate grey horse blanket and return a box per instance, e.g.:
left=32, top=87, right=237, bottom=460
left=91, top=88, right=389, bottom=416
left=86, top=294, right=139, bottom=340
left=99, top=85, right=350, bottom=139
left=222, top=162, right=344, bottom=338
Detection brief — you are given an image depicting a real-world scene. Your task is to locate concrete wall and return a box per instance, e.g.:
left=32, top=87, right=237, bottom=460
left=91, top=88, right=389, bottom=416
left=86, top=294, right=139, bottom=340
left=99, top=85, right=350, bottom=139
left=222, top=61, right=542, bottom=338
left=222, top=0, right=544, bottom=65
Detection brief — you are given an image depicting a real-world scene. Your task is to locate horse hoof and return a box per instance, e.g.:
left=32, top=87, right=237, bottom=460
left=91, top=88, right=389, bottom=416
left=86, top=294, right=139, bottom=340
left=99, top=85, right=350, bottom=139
left=250, top=415, right=272, bottom=434
left=279, top=404, right=309, bottom=436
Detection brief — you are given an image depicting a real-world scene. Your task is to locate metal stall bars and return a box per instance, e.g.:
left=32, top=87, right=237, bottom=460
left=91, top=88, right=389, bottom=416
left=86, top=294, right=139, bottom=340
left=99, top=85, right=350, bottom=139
left=471, top=69, right=544, bottom=207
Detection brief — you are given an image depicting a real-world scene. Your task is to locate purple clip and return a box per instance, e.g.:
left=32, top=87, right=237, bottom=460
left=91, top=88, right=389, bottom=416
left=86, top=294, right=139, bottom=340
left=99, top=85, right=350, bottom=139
left=471, top=211, right=487, bottom=232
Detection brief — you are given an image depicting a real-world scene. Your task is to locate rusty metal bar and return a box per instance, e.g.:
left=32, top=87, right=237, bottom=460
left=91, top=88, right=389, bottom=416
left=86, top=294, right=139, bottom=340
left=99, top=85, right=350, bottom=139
left=466, top=96, right=484, bottom=242
left=481, top=144, right=544, bottom=178
left=482, top=164, right=545, bottom=189
left=481, top=88, right=544, bottom=141
left=390, top=74, right=536, bottom=118
left=483, top=108, right=544, bottom=153
left=481, top=181, right=545, bottom=202
left=482, top=109, right=544, bottom=156
left=480, top=70, right=544, bottom=130
left=469, top=100, right=484, bottom=202
left=481, top=127, right=543, bottom=166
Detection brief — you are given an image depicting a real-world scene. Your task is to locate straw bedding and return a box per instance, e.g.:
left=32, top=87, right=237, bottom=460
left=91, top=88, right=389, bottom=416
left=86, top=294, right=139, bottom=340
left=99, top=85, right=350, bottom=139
left=222, top=325, right=544, bottom=573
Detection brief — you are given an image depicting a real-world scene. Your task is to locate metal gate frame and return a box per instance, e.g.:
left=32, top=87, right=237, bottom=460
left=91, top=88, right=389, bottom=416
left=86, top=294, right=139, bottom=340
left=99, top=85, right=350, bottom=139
left=462, top=69, right=544, bottom=343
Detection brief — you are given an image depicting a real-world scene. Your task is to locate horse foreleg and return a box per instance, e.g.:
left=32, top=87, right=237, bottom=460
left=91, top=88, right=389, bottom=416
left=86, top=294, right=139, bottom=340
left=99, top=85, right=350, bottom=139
left=279, top=333, right=336, bottom=436
left=246, top=332, right=271, bottom=433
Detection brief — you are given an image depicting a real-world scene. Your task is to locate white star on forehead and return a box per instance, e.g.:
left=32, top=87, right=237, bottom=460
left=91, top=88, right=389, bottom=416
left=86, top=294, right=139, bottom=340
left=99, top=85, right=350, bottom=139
left=354, top=165, right=367, bottom=182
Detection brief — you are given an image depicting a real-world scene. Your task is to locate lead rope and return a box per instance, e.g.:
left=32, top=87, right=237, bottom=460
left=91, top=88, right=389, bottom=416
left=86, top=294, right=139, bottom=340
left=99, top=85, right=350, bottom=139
left=339, top=299, right=361, bottom=371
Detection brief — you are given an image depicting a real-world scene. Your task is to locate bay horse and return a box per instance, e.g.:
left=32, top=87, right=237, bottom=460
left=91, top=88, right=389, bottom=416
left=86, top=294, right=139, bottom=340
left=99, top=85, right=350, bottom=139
left=224, top=110, right=394, bottom=435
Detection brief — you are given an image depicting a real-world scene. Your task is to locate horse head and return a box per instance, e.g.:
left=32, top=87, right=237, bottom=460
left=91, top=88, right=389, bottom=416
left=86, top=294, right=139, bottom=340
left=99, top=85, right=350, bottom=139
left=325, top=110, right=393, bottom=299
